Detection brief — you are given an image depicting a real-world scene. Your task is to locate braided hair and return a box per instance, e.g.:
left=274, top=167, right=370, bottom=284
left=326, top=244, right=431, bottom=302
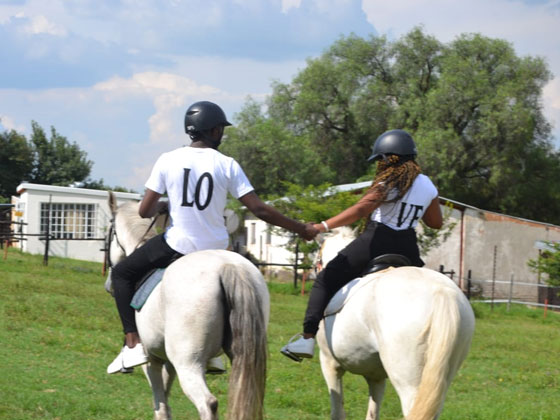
left=368, top=154, right=421, bottom=201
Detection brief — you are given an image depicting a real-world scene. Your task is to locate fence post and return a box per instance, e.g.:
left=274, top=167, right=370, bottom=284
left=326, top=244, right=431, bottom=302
left=491, top=245, right=497, bottom=311
left=43, top=195, right=52, bottom=266
left=293, top=240, right=299, bottom=288
left=507, top=273, right=514, bottom=312
left=467, top=269, right=472, bottom=300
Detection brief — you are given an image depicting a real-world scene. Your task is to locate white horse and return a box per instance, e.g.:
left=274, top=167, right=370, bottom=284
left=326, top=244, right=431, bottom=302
left=107, top=193, right=269, bottom=420
left=315, top=227, right=475, bottom=420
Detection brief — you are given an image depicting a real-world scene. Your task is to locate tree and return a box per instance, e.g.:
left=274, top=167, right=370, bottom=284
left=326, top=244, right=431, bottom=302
left=415, top=34, right=558, bottom=222
left=227, top=28, right=559, bottom=224
left=0, top=129, right=33, bottom=201
left=28, top=121, right=92, bottom=186
left=528, top=242, right=560, bottom=287
left=222, top=99, right=332, bottom=196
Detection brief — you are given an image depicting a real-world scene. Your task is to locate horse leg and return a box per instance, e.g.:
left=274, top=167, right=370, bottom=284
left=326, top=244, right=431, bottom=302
left=364, top=377, right=386, bottom=420
left=143, top=360, right=175, bottom=420
left=319, top=351, right=346, bottom=420
left=174, top=365, right=218, bottom=420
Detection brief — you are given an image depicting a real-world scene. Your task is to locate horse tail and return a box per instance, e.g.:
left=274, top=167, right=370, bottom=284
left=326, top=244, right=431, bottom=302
left=406, top=286, right=462, bottom=420
left=220, top=263, right=267, bottom=420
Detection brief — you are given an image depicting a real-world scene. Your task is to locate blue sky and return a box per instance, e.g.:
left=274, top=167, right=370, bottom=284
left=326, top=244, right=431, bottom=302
left=1, top=0, right=559, bottom=192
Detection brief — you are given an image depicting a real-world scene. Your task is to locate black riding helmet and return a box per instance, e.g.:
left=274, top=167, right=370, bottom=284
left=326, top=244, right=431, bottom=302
left=367, top=129, right=417, bottom=162
left=184, top=101, right=232, bottom=137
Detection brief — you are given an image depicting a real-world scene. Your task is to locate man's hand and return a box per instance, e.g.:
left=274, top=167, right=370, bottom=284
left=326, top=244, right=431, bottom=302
left=299, top=223, right=320, bottom=241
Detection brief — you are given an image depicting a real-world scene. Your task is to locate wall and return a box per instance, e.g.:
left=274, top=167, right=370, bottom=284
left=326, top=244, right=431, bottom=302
left=423, top=203, right=560, bottom=297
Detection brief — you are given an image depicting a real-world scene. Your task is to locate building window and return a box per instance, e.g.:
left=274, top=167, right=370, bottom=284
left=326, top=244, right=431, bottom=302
left=266, top=228, right=271, bottom=245
left=40, top=203, right=96, bottom=239
left=250, top=223, right=256, bottom=245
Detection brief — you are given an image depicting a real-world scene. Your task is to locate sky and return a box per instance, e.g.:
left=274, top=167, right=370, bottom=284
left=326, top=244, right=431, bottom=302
left=1, top=0, right=559, bottom=193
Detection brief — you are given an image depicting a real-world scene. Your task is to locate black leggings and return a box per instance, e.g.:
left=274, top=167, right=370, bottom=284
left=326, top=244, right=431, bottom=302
left=303, top=222, right=423, bottom=335
left=112, top=234, right=181, bottom=334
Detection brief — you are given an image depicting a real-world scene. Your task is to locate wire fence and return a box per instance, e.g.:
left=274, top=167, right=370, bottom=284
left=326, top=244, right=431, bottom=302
left=439, top=265, right=560, bottom=312
left=3, top=205, right=559, bottom=312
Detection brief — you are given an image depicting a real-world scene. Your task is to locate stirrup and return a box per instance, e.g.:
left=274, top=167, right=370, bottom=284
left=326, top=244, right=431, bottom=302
left=280, top=334, right=305, bottom=363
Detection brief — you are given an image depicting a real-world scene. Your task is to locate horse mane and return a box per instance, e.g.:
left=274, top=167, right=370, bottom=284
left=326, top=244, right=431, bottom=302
left=315, top=226, right=357, bottom=269
left=328, top=226, right=357, bottom=240
left=116, top=201, right=158, bottom=243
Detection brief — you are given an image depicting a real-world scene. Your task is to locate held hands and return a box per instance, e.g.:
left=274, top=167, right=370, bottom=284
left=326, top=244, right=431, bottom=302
left=313, top=223, right=325, bottom=233
left=299, top=223, right=320, bottom=241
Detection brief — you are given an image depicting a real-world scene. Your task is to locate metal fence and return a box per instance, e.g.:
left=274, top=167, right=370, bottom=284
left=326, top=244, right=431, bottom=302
left=439, top=265, right=560, bottom=312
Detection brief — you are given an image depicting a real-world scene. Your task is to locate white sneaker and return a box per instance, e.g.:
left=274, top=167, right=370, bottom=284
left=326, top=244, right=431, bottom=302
left=107, top=344, right=148, bottom=374
left=280, top=334, right=315, bottom=362
left=123, top=343, right=148, bottom=368
left=206, top=356, right=226, bottom=374
left=107, top=348, right=126, bottom=374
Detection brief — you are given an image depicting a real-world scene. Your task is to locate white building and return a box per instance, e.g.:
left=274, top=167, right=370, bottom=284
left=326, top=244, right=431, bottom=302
left=11, top=183, right=141, bottom=262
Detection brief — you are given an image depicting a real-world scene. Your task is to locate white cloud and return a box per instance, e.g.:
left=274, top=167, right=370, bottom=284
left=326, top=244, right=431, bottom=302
left=281, top=0, right=302, bottom=13
left=23, top=14, right=66, bottom=36
left=0, top=114, right=26, bottom=133
left=95, top=72, right=219, bottom=97
left=95, top=71, right=227, bottom=146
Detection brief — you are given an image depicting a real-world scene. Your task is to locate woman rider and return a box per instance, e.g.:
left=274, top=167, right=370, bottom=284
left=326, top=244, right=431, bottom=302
left=281, top=129, right=443, bottom=360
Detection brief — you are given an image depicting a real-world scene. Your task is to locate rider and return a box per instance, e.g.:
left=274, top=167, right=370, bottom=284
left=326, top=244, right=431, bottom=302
left=108, top=100, right=319, bottom=374
left=281, top=129, right=443, bottom=361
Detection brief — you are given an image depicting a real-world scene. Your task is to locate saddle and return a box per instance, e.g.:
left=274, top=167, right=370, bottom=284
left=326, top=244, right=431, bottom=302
left=130, top=253, right=183, bottom=310
left=324, top=254, right=412, bottom=317
left=361, top=253, right=411, bottom=276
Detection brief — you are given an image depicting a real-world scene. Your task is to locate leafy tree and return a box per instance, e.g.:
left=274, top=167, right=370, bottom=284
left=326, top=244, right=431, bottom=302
left=528, top=242, right=560, bottom=287
left=222, top=99, right=332, bottom=196
left=415, top=34, right=557, bottom=222
left=28, top=121, right=92, bottom=186
left=228, top=28, right=558, bottom=224
left=0, top=129, right=33, bottom=200
left=1, top=122, right=131, bottom=201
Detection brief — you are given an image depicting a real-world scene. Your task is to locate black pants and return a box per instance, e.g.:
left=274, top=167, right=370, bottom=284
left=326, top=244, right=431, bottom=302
left=303, top=222, right=423, bottom=335
left=112, top=234, right=181, bottom=334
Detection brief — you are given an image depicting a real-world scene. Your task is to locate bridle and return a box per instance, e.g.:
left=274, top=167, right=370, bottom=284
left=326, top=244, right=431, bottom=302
left=105, top=211, right=169, bottom=269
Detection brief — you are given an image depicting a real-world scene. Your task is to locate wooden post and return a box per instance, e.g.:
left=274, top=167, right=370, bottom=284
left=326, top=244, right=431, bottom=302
left=293, top=239, right=299, bottom=288
left=301, top=271, right=307, bottom=296
left=491, top=245, right=497, bottom=311
left=507, top=274, right=514, bottom=312
left=43, top=195, right=52, bottom=266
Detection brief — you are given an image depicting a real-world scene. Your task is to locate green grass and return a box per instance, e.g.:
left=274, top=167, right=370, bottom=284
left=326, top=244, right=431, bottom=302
left=1, top=248, right=559, bottom=419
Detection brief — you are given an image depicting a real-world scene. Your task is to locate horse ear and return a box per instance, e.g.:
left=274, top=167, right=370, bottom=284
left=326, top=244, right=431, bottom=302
left=108, top=191, right=117, bottom=216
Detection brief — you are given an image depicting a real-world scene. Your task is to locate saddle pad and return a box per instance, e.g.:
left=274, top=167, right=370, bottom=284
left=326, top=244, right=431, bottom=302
left=324, top=268, right=391, bottom=317
left=130, top=268, right=165, bottom=310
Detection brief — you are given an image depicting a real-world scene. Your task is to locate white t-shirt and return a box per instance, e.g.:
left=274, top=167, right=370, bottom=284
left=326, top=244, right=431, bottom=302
left=371, top=174, right=438, bottom=230
left=145, top=147, right=254, bottom=254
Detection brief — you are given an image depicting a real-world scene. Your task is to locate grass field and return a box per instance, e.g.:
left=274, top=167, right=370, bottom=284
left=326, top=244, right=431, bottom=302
left=1, top=248, right=559, bottom=420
